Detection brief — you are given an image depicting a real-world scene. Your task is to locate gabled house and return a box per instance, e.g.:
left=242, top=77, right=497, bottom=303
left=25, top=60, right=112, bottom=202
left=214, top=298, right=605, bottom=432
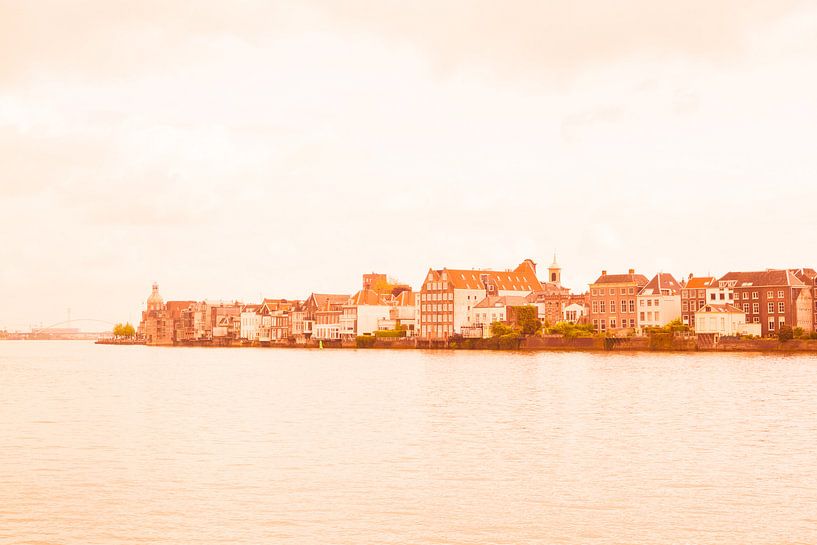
left=418, top=259, right=542, bottom=340
left=637, top=273, right=682, bottom=329
left=588, top=269, right=649, bottom=334
left=302, top=293, right=350, bottom=341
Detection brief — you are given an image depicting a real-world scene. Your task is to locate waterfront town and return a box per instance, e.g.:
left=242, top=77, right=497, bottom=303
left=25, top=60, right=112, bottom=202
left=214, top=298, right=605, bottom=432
left=132, top=256, right=817, bottom=349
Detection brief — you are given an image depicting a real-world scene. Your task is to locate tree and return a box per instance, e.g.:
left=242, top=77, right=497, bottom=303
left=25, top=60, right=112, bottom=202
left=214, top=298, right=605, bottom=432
left=122, top=323, right=136, bottom=338
left=778, top=324, right=794, bottom=342
left=113, top=322, right=136, bottom=339
left=490, top=322, right=516, bottom=337
left=515, top=306, right=541, bottom=336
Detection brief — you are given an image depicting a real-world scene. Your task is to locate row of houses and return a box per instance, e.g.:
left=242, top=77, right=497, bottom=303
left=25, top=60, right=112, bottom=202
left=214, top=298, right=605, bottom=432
left=138, top=258, right=817, bottom=345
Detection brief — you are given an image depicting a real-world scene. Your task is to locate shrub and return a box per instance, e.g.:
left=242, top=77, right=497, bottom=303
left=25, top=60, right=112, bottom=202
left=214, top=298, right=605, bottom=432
left=778, top=325, right=794, bottom=342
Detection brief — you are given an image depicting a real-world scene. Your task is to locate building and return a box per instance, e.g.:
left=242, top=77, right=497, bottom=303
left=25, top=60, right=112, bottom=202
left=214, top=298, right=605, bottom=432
left=463, top=295, right=530, bottom=338
left=588, top=269, right=649, bottom=334
left=694, top=304, right=760, bottom=336
left=302, top=293, right=349, bottom=341
left=637, top=273, right=682, bottom=329
left=137, top=283, right=174, bottom=345
left=377, top=290, right=418, bottom=336
left=256, top=299, right=294, bottom=343
left=340, top=289, right=393, bottom=340
left=717, top=269, right=813, bottom=336
left=680, top=276, right=715, bottom=328
left=563, top=302, right=586, bottom=323
left=418, top=259, right=542, bottom=341
left=239, top=304, right=261, bottom=342
left=792, top=268, right=817, bottom=331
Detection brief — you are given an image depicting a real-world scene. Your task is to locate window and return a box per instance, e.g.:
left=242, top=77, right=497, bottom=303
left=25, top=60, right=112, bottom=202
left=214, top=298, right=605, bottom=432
left=629, top=300, right=635, bottom=312
left=610, top=300, right=616, bottom=313
left=592, top=319, right=598, bottom=329
left=610, top=318, right=617, bottom=329
left=591, top=289, right=597, bottom=296
left=698, top=290, right=705, bottom=298
left=591, top=302, right=598, bottom=313
left=629, top=319, right=635, bottom=328
left=719, top=293, right=725, bottom=300
left=753, top=303, right=759, bottom=314
left=609, top=288, right=615, bottom=295
left=600, top=301, right=606, bottom=313
left=600, top=320, right=606, bottom=331
left=655, top=312, right=660, bottom=322
left=778, top=302, right=785, bottom=313
left=699, top=301, right=706, bottom=310
left=640, top=312, right=645, bottom=321
left=710, top=293, right=717, bottom=301
left=743, top=303, right=749, bottom=313
left=752, top=291, right=759, bottom=299
left=640, top=299, right=645, bottom=307
left=753, top=317, right=760, bottom=323
left=768, top=302, right=775, bottom=314
left=682, top=302, right=688, bottom=311
left=778, top=290, right=784, bottom=298
left=769, top=320, right=775, bottom=331
left=629, top=287, right=635, bottom=295
left=618, top=288, right=624, bottom=295
left=779, top=317, right=785, bottom=327
left=647, top=299, right=652, bottom=307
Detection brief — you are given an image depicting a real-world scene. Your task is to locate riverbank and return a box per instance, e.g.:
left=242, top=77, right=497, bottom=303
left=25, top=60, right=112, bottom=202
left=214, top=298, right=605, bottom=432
left=126, top=335, right=817, bottom=353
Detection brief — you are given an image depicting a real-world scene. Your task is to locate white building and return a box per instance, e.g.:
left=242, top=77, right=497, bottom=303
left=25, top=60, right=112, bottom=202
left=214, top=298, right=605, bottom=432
left=239, top=304, right=261, bottom=341
left=340, top=289, right=394, bottom=340
left=637, top=273, right=682, bottom=329
left=563, top=302, right=586, bottom=323
left=695, top=304, right=761, bottom=336
left=464, top=295, right=530, bottom=338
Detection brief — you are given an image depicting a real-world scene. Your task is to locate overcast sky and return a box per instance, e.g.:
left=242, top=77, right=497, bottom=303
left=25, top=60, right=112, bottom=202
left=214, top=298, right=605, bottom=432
left=2, top=0, right=817, bottom=330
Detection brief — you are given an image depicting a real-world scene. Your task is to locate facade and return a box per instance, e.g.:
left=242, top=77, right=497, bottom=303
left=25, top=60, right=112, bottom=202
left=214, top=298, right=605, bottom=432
left=588, top=269, right=649, bottom=334
left=418, top=259, right=542, bottom=341
left=302, top=293, right=349, bottom=341
left=256, top=299, right=294, bottom=343
left=239, top=304, right=261, bottom=341
left=138, top=283, right=174, bottom=345
left=680, top=276, right=715, bottom=328
left=340, top=289, right=393, bottom=340
left=694, top=304, right=759, bottom=336
left=637, top=273, right=682, bottom=329
left=377, top=290, right=417, bottom=336
left=717, top=269, right=813, bottom=337
left=563, top=302, right=586, bottom=323
left=792, top=268, right=817, bottom=331
left=464, top=295, right=530, bottom=338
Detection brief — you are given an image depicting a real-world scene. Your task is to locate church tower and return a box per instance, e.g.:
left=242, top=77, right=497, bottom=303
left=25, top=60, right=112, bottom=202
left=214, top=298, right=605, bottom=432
left=548, top=254, right=561, bottom=286
left=147, top=282, right=164, bottom=313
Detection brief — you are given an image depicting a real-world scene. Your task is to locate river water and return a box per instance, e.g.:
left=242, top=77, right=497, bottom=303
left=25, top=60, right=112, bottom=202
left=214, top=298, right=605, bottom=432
left=1, top=341, right=816, bottom=544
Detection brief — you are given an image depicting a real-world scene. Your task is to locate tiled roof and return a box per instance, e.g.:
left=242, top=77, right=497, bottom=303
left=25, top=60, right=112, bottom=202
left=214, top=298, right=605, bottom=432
left=697, top=304, right=744, bottom=314
left=473, top=295, right=532, bottom=309
left=639, top=273, right=681, bottom=296
left=684, top=276, right=715, bottom=289
left=347, top=289, right=391, bottom=306
left=718, top=270, right=806, bottom=288
left=592, top=272, right=649, bottom=286
left=394, top=290, right=415, bottom=306
left=427, top=260, right=542, bottom=292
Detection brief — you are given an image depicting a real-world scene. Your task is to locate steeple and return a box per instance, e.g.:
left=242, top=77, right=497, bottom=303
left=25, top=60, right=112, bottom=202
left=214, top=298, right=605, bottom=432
left=147, top=282, right=164, bottom=312
left=548, top=253, right=561, bottom=286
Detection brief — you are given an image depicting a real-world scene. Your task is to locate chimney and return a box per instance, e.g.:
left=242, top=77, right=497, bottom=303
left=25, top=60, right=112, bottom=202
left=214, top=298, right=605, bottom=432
left=688, top=273, right=693, bottom=280
left=628, top=268, right=635, bottom=275
left=601, top=270, right=607, bottom=276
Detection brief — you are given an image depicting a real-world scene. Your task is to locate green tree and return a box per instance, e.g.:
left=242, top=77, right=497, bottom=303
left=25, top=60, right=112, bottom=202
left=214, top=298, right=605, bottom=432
left=113, top=323, right=124, bottom=338
left=515, top=306, right=541, bottom=336
left=122, top=323, right=136, bottom=338
left=778, top=324, right=794, bottom=342
left=490, top=322, right=516, bottom=337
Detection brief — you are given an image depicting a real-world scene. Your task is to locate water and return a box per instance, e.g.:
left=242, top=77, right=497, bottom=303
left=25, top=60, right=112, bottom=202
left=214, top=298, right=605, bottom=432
left=2, top=341, right=816, bottom=544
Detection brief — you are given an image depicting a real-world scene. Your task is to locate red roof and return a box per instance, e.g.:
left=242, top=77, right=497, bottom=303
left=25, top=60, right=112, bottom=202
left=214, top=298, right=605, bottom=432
left=639, top=273, right=681, bottom=296
left=592, top=272, right=649, bottom=286
left=425, top=260, right=542, bottom=292
left=718, top=270, right=806, bottom=288
left=684, top=276, right=715, bottom=289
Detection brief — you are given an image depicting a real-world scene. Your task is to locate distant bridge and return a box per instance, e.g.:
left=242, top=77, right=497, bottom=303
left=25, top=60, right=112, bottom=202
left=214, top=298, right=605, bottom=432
left=30, top=318, right=119, bottom=336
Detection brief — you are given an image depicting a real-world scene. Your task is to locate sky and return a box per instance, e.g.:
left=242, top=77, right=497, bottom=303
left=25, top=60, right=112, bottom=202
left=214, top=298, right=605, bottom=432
left=2, top=0, right=817, bottom=330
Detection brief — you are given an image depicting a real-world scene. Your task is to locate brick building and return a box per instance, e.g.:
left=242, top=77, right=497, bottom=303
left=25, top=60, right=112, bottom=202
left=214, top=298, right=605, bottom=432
left=418, top=259, right=542, bottom=341
left=588, top=269, right=649, bottom=334
left=717, top=270, right=813, bottom=336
